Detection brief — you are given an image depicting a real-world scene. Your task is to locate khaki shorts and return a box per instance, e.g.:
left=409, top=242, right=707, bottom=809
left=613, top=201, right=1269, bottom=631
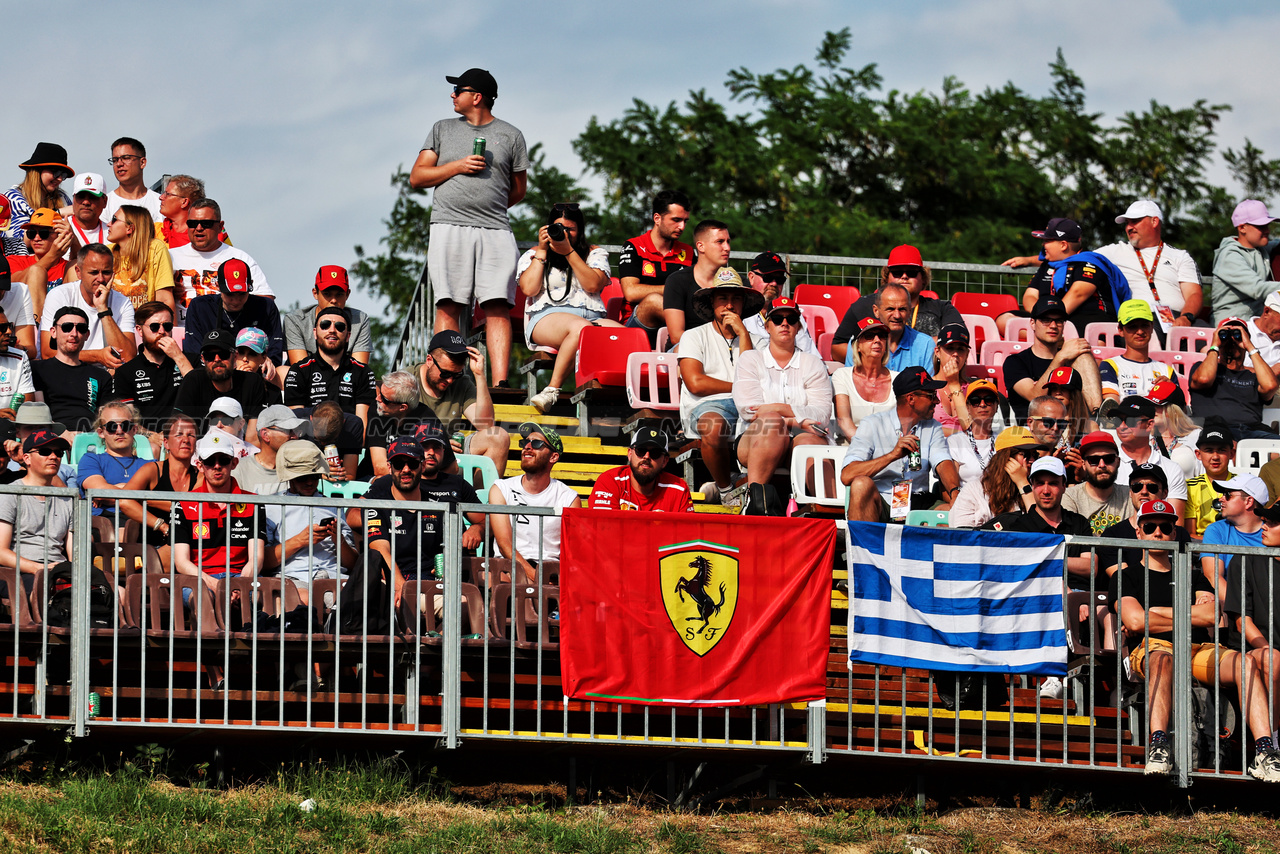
left=1129, top=637, right=1232, bottom=683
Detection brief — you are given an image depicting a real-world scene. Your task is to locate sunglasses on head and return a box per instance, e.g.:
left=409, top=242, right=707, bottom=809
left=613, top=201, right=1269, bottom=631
left=147, top=322, right=174, bottom=333
left=187, top=219, right=219, bottom=230
left=887, top=266, right=922, bottom=278
left=317, top=320, right=347, bottom=332
left=521, top=438, right=550, bottom=451
left=102, top=420, right=133, bottom=435
left=203, top=454, right=234, bottom=468
left=1140, top=521, right=1174, bottom=536
left=26, top=228, right=53, bottom=240
left=1084, top=453, right=1117, bottom=466
left=58, top=322, right=90, bottom=335
left=551, top=203, right=580, bottom=212
left=390, top=456, right=421, bottom=471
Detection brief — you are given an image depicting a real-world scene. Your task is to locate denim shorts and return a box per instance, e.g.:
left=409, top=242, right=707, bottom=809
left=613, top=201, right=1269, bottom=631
left=525, top=305, right=604, bottom=347
left=688, top=398, right=739, bottom=434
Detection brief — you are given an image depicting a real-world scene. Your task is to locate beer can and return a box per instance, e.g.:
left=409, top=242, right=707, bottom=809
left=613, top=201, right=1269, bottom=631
left=472, top=137, right=486, bottom=156
left=907, top=450, right=922, bottom=472
left=451, top=431, right=464, bottom=449
left=433, top=553, right=444, bottom=579
left=324, top=444, right=341, bottom=470
left=88, top=692, right=101, bottom=719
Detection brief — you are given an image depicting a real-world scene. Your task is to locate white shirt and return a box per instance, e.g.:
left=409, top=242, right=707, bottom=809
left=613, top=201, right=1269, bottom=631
left=1095, top=241, right=1200, bottom=317
left=1099, top=354, right=1175, bottom=399
left=493, top=475, right=578, bottom=562
left=39, top=282, right=135, bottom=350
left=0, top=348, right=34, bottom=408
left=168, top=243, right=274, bottom=322
left=677, top=322, right=742, bottom=436
left=65, top=217, right=109, bottom=259
left=1, top=282, right=34, bottom=329
left=1248, top=317, right=1280, bottom=368
left=1111, top=440, right=1189, bottom=501
left=744, top=312, right=821, bottom=359
left=104, top=189, right=162, bottom=222
left=946, top=430, right=995, bottom=485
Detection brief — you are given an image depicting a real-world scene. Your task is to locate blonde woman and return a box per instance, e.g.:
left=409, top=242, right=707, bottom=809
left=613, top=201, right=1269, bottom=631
left=107, top=205, right=175, bottom=311
left=1149, top=377, right=1202, bottom=478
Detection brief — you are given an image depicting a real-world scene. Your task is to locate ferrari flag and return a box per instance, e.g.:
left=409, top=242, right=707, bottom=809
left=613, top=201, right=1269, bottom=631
left=560, top=509, right=837, bottom=706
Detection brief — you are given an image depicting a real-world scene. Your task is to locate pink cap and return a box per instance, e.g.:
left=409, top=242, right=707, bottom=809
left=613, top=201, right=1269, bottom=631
left=1232, top=199, right=1278, bottom=228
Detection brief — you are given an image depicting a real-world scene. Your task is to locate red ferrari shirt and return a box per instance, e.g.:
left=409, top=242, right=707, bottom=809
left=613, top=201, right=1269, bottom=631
left=615, top=231, right=694, bottom=322
left=589, top=465, right=694, bottom=513
left=172, top=483, right=265, bottom=574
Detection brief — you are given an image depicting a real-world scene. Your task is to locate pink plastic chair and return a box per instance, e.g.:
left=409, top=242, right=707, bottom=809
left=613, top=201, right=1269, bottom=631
left=625, top=352, right=680, bottom=411
left=980, top=340, right=1030, bottom=367
left=1083, top=322, right=1122, bottom=349
left=1167, top=326, right=1213, bottom=353
left=799, top=304, right=839, bottom=343
left=1150, top=349, right=1204, bottom=378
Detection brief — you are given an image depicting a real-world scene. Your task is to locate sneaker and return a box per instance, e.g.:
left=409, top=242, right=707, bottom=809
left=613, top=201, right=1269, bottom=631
left=529, top=386, right=560, bottom=413
left=1145, top=735, right=1173, bottom=776
left=1039, top=676, right=1064, bottom=700
left=722, top=488, right=746, bottom=510
left=698, top=482, right=722, bottom=505
left=1250, top=748, right=1280, bottom=783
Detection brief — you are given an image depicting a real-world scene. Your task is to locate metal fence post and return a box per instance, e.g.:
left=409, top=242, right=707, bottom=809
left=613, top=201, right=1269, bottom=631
left=442, top=508, right=463, bottom=748
left=69, top=492, right=93, bottom=737
left=1171, top=546, right=1193, bottom=788
left=807, top=700, right=827, bottom=764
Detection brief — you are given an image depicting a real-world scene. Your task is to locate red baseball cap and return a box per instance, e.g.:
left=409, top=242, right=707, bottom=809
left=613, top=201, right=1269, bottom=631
left=886, top=245, right=923, bottom=268
left=1148, top=376, right=1185, bottom=407
left=1046, top=366, right=1082, bottom=390
left=856, top=316, right=887, bottom=338
left=766, top=297, right=800, bottom=319
left=1137, top=499, right=1178, bottom=522
left=217, top=258, right=251, bottom=293
left=1078, top=430, right=1117, bottom=451
left=315, top=265, right=350, bottom=292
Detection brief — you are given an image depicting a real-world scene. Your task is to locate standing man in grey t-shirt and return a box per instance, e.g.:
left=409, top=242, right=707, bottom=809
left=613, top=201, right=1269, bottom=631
left=409, top=67, right=529, bottom=387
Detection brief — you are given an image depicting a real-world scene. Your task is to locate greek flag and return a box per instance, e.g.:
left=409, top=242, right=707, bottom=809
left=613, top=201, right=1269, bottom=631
left=846, top=522, right=1068, bottom=675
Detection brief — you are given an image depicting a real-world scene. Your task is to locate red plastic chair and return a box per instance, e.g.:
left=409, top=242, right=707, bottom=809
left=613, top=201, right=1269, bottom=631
left=799, top=304, right=839, bottom=343
left=575, top=327, right=650, bottom=388
left=793, top=284, right=860, bottom=320
left=625, top=352, right=680, bottom=411
left=951, top=292, right=1018, bottom=320
left=601, top=279, right=623, bottom=306
left=963, top=364, right=1007, bottom=396
left=920, top=289, right=940, bottom=300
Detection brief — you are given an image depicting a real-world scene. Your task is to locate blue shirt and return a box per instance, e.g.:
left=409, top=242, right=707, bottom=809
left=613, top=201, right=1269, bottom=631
left=841, top=408, right=951, bottom=497
left=1202, top=519, right=1264, bottom=573
left=845, top=324, right=935, bottom=373
left=78, top=451, right=147, bottom=517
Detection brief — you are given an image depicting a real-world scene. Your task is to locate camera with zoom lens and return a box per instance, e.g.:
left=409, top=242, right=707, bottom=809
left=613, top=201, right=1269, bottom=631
left=547, top=222, right=566, bottom=242
left=1221, top=327, right=1241, bottom=344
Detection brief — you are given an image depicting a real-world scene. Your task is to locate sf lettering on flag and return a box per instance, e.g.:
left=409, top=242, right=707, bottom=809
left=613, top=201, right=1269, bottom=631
left=559, top=509, right=836, bottom=707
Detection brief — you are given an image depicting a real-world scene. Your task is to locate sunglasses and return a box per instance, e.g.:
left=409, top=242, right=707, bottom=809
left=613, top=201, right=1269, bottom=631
left=376, top=391, right=406, bottom=407
left=58, top=322, right=90, bottom=335
left=551, top=203, right=580, bottom=212
left=390, top=456, right=421, bottom=471
left=431, top=362, right=464, bottom=381
left=1130, top=481, right=1162, bottom=494
left=187, top=219, right=219, bottom=230
left=1140, top=521, right=1174, bottom=536
left=28, top=446, right=61, bottom=458
left=633, top=446, right=667, bottom=459
left=102, top=420, right=133, bottom=435
left=235, top=347, right=261, bottom=358
left=1118, top=417, right=1152, bottom=429
left=147, top=322, right=174, bottom=333
left=317, top=320, right=347, bottom=332
left=887, top=266, right=923, bottom=278
left=1084, top=453, right=1118, bottom=466
left=1036, top=317, right=1067, bottom=327
left=1033, top=417, right=1069, bottom=430
left=521, top=438, right=550, bottom=451
left=0, top=323, right=13, bottom=335
left=452, top=86, right=478, bottom=96
left=203, top=454, right=234, bottom=468
left=771, top=313, right=801, bottom=326
left=860, top=329, right=889, bottom=340
left=27, top=228, right=53, bottom=240
left=968, top=395, right=997, bottom=406
left=202, top=350, right=231, bottom=362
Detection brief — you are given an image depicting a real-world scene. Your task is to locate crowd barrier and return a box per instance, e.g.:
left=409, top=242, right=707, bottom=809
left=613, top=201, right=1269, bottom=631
left=0, top=484, right=1264, bottom=788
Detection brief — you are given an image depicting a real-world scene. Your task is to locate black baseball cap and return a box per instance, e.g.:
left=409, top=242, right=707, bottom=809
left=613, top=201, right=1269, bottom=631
left=937, top=323, right=970, bottom=348
left=1254, top=501, right=1280, bottom=523
left=446, top=68, right=497, bottom=99
left=387, top=438, right=425, bottom=461
left=1129, top=461, right=1167, bottom=489
left=428, top=330, right=468, bottom=356
left=201, top=328, right=233, bottom=354
left=630, top=426, right=669, bottom=453
left=1032, top=217, right=1082, bottom=242
left=893, top=367, right=947, bottom=396
left=1030, top=296, right=1068, bottom=319
left=1114, top=395, right=1156, bottom=420
left=1197, top=416, right=1236, bottom=448
left=22, top=428, right=69, bottom=455
left=749, top=252, right=787, bottom=278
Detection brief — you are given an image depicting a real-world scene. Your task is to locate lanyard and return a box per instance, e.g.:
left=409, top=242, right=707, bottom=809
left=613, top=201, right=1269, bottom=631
left=964, top=427, right=994, bottom=469
left=71, top=220, right=105, bottom=246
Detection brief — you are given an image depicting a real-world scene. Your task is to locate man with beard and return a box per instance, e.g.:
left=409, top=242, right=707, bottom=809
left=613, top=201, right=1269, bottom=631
left=488, top=422, right=579, bottom=583
left=589, top=426, right=693, bottom=512
left=357, top=431, right=484, bottom=607
left=112, top=302, right=193, bottom=432
left=31, top=306, right=112, bottom=433
left=362, top=371, right=442, bottom=478
left=1190, top=317, right=1278, bottom=441
left=1062, top=431, right=1132, bottom=535
left=168, top=199, right=274, bottom=321
left=284, top=306, right=375, bottom=432
left=174, top=329, right=268, bottom=441
left=283, top=266, right=373, bottom=368
left=416, top=330, right=509, bottom=479
left=617, top=190, right=694, bottom=346
left=182, top=258, right=283, bottom=368
left=1109, top=396, right=1188, bottom=516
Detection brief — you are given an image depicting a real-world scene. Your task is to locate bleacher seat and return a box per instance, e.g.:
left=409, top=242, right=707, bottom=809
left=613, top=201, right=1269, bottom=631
left=1083, top=322, right=1122, bottom=349
left=126, top=573, right=216, bottom=640
left=574, top=327, right=649, bottom=387
left=793, top=284, right=859, bottom=320
left=817, top=331, right=834, bottom=361
left=962, top=364, right=1006, bottom=396
left=979, top=340, right=1030, bottom=367
left=1235, top=439, right=1280, bottom=477
left=1004, top=316, right=1079, bottom=342
left=1090, top=346, right=1123, bottom=361
left=799, top=304, right=840, bottom=346
left=491, top=582, right=561, bottom=650
left=789, top=446, right=848, bottom=510
left=655, top=326, right=669, bottom=353
left=962, top=314, right=999, bottom=361
left=625, top=352, right=680, bottom=412
left=1150, top=349, right=1203, bottom=377
left=456, top=454, right=499, bottom=496
left=951, top=292, right=1017, bottom=320
left=400, top=579, right=488, bottom=647
left=602, top=280, right=625, bottom=323
left=1167, top=326, right=1213, bottom=353
left=320, top=479, right=370, bottom=499
left=905, top=509, right=949, bottom=527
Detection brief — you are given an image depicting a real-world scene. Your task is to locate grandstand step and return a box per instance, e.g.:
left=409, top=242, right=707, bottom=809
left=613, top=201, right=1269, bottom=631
left=493, top=404, right=580, bottom=428
left=507, top=435, right=627, bottom=456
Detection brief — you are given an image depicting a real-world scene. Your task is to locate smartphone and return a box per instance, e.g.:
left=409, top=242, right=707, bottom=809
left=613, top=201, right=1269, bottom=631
left=109, top=348, right=121, bottom=360
left=810, top=423, right=829, bottom=437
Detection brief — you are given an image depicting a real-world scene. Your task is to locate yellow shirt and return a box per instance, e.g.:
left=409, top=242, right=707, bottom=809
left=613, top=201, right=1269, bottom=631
left=111, top=238, right=175, bottom=308
left=1185, top=474, right=1221, bottom=539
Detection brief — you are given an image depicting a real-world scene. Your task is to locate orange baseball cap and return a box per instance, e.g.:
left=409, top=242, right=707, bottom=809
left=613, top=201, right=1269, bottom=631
left=23, top=208, right=63, bottom=229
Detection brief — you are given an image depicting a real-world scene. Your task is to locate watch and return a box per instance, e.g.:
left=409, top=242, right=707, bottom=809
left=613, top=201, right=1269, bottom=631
left=97, top=309, right=112, bottom=319
left=1206, top=345, right=1219, bottom=354
left=1021, top=484, right=1033, bottom=495
left=1180, top=312, right=1197, bottom=322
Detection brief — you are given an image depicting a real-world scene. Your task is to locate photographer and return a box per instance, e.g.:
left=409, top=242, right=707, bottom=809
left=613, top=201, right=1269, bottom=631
left=1190, top=317, right=1278, bottom=440
left=517, top=203, right=619, bottom=413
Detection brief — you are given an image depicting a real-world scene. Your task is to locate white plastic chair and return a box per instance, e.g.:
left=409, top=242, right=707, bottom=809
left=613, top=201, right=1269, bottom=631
left=624, top=351, right=680, bottom=412
left=789, top=445, right=848, bottom=509
left=1234, top=439, right=1280, bottom=478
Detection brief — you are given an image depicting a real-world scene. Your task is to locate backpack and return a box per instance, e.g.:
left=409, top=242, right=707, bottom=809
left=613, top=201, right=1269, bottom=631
left=44, top=561, right=114, bottom=629
left=324, top=549, right=396, bottom=635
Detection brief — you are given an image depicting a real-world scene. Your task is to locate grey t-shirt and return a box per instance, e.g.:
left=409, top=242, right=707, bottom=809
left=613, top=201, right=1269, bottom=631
left=422, top=116, right=529, bottom=230
left=232, top=454, right=288, bottom=495
left=283, top=305, right=373, bottom=360
left=1062, top=484, right=1132, bottom=537
left=0, top=492, right=72, bottom=566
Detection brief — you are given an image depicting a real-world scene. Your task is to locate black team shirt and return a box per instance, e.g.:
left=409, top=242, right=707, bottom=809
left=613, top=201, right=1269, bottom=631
left=283, top=353, right=375, bottom=415
left=113, top=352, right=183, bottom=430
left=31, top=358, right=112, bottom=432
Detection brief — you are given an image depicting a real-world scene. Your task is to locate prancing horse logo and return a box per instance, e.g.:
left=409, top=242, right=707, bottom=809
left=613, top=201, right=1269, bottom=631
left=659, top=540, right=739, bottom=657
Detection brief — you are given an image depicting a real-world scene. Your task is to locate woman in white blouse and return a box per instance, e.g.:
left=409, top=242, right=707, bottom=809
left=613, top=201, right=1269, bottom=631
left=733, top=298, right=833, bottom=495
left=831, top=316, right=896, bottom=441
left=517, top=203, right=621, bottom=412
left=946, top=379, right=1003, bottom=484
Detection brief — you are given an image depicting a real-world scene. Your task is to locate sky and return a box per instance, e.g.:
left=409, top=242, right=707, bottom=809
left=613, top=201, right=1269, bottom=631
left=3, top=0, right=1273, bottom=317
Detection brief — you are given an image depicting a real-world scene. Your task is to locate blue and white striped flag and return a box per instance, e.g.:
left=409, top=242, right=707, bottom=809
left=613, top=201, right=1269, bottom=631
left=846, top=522, right=1068, bottom=675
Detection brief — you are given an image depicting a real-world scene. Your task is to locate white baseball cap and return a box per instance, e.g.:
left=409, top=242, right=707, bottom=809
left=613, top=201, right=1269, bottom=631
left=1030, top=455, right=1066, bottom=479
left=71, top=172, right=105, bottom=198
left=208, top=396, right=243, bottom=419
left=195, top=428, right=246, bottom=461
left=1212, top=473, right=1270, bottom=506
left=1265, top=290, right=1280, bottom=314
left=1115, top=200, right=1162, bottom=224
